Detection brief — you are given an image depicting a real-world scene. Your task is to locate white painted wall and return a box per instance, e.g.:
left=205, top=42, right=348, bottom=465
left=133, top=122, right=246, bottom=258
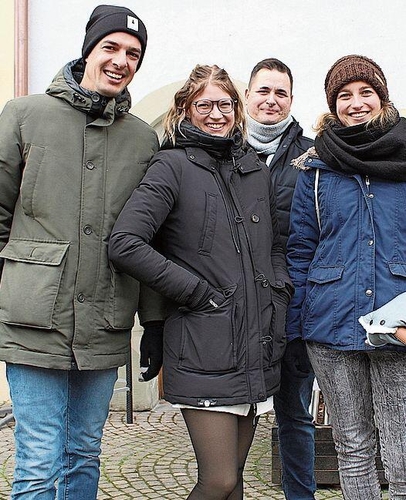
left=28, top=0, right=406, bottom=137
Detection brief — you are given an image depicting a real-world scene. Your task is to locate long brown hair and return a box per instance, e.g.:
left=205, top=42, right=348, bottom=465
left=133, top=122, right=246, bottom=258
left=163, top=64, right=246, bottom=145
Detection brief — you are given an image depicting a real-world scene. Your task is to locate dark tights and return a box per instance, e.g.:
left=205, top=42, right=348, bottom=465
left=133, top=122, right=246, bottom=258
left=181, top=407, right=258, bottom=500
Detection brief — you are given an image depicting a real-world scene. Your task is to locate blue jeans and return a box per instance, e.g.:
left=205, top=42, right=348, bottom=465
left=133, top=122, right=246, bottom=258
left=6, top=363, right=117, bottom=500
left=307, top=342, right=406, bottom=500
left=274, top=363, right=316, bottom=500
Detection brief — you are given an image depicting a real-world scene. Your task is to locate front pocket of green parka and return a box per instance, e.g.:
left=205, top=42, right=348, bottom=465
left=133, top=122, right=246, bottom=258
left=179, top=298, right=237, bottom=373
left=105, top=268, right=140, bottom=330
left=0, top=239, right=69, bottom=328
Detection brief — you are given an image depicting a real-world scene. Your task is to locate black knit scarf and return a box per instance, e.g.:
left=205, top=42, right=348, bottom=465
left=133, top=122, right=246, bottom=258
left=314, top=115, right=406, bottom=181
left=162, top=121, right=245, bottom=161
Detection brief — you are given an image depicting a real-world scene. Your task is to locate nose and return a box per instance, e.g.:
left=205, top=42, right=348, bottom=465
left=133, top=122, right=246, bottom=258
left=350, top=95, right=363, bottom=108
left=209, top=105, right=223, bottom=118
left=112, top=50, right=127, bottom=68
left=266, top=93, right=276, bottom=106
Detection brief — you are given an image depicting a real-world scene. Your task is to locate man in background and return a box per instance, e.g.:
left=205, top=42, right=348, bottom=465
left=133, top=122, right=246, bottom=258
left=245, top=57, right=316, bottom=500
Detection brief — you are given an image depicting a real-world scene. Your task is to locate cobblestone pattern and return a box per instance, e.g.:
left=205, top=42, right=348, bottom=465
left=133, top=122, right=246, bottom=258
left=0, top=402, right=388, bottom=499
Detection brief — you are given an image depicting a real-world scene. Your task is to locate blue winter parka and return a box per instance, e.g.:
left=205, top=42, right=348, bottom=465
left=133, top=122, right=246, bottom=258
left=286, top=148, right=406, bottom=351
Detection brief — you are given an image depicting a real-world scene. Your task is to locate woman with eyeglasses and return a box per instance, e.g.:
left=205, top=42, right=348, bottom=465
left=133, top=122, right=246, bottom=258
left=109, top=64, right=292, bottom=499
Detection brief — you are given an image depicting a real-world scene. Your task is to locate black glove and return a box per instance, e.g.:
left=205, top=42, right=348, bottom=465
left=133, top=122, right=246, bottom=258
left=187, top=280, right=224, bottom=312
left=282, top=338, right=312, bottom=378
left=139, top=321, right=164, bottom=382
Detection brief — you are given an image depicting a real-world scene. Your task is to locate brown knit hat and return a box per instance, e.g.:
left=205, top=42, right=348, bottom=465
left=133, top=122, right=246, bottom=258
left=325, top=55, right=389, bottom=112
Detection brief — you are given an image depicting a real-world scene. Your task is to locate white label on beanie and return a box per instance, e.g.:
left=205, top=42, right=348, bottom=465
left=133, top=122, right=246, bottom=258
left=127, top=16, right=139, bottom=32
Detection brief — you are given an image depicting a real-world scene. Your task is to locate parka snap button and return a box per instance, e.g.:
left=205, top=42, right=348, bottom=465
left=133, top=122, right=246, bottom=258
left=251, top=214, right=260, bottom=223
left=91, top=94, right=100, bottom=102
left=86, top=161, right=95, bottom=170
left=380, top=320, right=386, bottom=325
left=83, top=225, right=93, bottom=235
left=365, top=289, right=373, bottom=297
left=77, top=293, right=85, bottom=303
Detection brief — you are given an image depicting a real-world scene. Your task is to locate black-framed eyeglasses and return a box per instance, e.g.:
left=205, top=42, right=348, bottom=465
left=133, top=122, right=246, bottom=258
left=192, top=98, right=236, bottom=115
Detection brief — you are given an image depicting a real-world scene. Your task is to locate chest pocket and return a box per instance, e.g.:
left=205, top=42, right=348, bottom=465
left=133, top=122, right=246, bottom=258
left=198, top=192, right=218, bottom=255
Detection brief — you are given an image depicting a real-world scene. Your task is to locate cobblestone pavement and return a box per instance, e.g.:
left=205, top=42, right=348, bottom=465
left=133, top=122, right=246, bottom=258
left=0, top=401, right=389, bottom=499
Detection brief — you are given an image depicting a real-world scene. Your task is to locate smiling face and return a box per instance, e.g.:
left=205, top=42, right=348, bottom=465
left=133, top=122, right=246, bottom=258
left=187, top=83, right=235, bottom=137
left=245, top=68, right=293, bottom=125
left=336, top=80, right=382, bottom=127
left=80, top=32, right=142, bottom=97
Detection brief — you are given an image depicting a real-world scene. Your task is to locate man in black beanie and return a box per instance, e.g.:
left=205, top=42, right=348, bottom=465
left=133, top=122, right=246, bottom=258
left=0, top=4, right=164, bottom=499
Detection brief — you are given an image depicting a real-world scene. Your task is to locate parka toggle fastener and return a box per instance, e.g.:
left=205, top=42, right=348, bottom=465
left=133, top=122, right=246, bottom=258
left=255, top=273, right=270, bottom=288
left=260, top=335, right=272, bottom=345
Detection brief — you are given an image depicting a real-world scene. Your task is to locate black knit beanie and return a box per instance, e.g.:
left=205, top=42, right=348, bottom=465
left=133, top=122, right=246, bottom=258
left=325, top=55, right=389, bottom=112
left=82, top=5, right=147, bottom=71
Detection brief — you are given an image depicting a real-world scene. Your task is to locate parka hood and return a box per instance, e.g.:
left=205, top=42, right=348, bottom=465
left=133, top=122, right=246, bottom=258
left=46, top=59, right=132, bottom=120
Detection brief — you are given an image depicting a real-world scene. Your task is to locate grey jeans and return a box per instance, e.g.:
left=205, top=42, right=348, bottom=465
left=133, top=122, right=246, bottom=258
left=307, top=342, right=406, bottom=500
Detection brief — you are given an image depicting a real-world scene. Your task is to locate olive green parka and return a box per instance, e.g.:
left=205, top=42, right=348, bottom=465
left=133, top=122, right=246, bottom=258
left=0, top=59, right=160, bottom=370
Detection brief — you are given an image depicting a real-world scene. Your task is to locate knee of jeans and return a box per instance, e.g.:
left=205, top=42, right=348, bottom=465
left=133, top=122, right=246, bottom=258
left=14, top=451, right=60, bottom=485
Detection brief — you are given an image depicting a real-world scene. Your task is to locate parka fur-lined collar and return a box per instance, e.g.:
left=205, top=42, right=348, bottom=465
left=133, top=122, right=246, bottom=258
left=290, top=146, right=319, bottom=171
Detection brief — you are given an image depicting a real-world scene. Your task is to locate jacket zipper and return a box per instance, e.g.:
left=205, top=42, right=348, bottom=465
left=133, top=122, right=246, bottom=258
left=212, top=162, right=241, bottom=254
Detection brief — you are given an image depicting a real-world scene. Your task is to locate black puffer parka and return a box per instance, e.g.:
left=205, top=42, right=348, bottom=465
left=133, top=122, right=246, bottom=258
left=109, top=124, right=292, bottom=406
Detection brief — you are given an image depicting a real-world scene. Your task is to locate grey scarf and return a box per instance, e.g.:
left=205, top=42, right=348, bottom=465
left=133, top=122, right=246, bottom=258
left=247, top=114, right=293, bottom=164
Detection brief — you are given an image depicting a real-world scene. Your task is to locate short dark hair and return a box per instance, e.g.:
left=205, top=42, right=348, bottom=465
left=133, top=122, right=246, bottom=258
left=248, top=58, right=293, bottom=93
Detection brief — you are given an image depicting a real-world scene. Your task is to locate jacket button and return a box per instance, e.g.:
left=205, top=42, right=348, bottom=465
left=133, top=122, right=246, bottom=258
left=83, top=225, right=93, bottom=235
left=258, top=393, right=265, bottom=400
left=189, top=155, right=195, bottom=160
left=368, top=240, right=374, bottom=246
left=261, top=279, right=269, bottom=288
left=365, top=289, right=373, bottom=297
left=77, top=293, right=85, bottom=303
left=380, top=320, right=386, bottom=325
left=85, top=161, right=95, bottom=170
left=251, top=214, right=260, bottom=223
left=91, top=94, right=100, bottom=102
left=204, top=400, right=210, bottom=407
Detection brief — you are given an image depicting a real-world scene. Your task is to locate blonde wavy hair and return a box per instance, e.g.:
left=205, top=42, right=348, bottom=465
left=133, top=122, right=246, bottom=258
left=314, top=101, right=398, bottom=136
left=163, top=64, right=246, bottom=145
